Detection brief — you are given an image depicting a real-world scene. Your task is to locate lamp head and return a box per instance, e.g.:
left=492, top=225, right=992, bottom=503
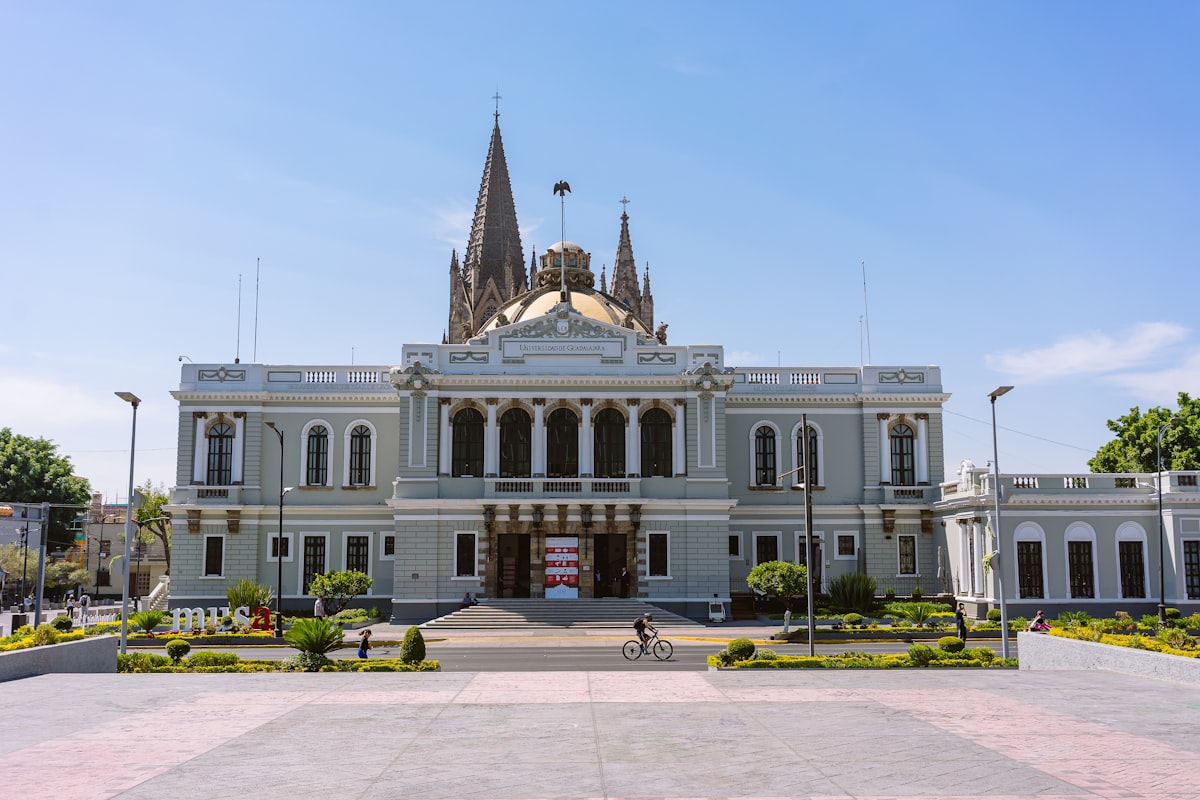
left=115, top=391, right=141, bottom=407
left=988, top=386, right=1014, bottom=401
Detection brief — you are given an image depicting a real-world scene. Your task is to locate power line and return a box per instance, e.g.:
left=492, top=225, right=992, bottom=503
left=943, top=408, right=1093, bottom=453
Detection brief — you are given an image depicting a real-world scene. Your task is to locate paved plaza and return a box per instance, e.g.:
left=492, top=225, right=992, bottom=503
left=3, top=667, right=1199, bottom=800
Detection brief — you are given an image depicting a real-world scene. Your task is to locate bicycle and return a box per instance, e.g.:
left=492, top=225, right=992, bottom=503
left=623, top=629, right=673, bottom=660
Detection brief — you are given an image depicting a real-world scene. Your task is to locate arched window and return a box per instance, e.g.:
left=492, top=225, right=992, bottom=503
left=348, top=425, right=372, bottom=486
left=890, top=424, right=915, bottom=486
left=206, top=422, right=234, bottom=486
left=546, top=407, right=579, bottom=478
left=305, top=425, right=329, bottom=486
left=754, top=426, right=776, bottom=486
left=593, top=408, right=625, bottom=478
left=640, top=408, right=672, bottom=477
left=452, top=408, right=485, bottom=477
left=499, top=408, right=531, bottom=478
left=795, top=426, right=818, bottom=486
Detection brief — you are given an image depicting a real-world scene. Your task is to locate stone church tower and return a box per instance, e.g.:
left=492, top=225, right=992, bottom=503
left=608, top=203, right=654, bottom=332
left=446, top=111, right=526, bottom=344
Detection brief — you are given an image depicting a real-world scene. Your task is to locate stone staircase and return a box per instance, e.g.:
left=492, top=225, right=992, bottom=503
left=421, top=598, right=704, bottom=630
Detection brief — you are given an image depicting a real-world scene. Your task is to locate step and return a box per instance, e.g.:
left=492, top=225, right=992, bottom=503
left=422, top=599, right=703, bottom=629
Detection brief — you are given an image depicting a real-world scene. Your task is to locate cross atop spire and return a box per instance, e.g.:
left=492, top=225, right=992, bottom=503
left=492, top=90, right=502, bottom=121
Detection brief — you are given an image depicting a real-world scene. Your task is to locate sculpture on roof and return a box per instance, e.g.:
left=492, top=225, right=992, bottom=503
left=655, top=322, right=668, bottom=345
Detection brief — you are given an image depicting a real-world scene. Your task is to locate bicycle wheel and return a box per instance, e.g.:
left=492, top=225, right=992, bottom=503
left=622, top=640, right=644, bottom=660
left=652, top=639, right=673, bottom=660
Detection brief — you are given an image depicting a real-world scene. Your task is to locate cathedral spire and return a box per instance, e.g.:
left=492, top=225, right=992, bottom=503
left=611, top=196, right=648, bottom=326
left=449, top=110, right=526, bottom=343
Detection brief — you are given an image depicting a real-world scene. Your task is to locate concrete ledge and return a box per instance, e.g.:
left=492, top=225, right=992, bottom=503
left=0, top=635, right=119, bottom=683
left=1018, top=631, right=1200, bottom=685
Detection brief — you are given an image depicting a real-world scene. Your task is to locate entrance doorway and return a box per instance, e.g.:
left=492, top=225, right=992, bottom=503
left=497, top=533, right=531, bottom=598
left=593, top=533, right=628, bottom=597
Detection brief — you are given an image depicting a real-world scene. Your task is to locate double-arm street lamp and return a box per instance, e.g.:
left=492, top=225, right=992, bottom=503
left=1156, top=417, right=1177, bottom=626
left=264, top=422, right=293, bottom=639
left=989, top=386, right=1014, bottom=660
left=115, top=391, right=141, bottom=655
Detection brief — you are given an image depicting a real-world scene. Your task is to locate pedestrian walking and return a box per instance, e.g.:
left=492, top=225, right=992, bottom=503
left=955, top=602, right=968, bottom=641
left=314, top=596, right=325, bottom=619
left=67, top=596, right=76, bottom=618
left=357, top=628, right=372, bottom=659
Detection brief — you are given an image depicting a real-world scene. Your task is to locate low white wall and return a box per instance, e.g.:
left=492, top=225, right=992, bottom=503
left=0, top=635, right=119, bottom=683
left=1018, top=631, right=1200, bottom=685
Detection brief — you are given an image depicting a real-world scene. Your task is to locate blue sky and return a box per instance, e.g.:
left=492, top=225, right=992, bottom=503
left=2, top=3, right=1198, bottom=502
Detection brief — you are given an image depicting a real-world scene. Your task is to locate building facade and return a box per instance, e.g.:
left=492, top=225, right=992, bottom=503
left=166, top=114, right=950, bottom=621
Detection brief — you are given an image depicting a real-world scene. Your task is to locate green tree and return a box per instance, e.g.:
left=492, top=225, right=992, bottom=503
left=132, top=481, right=173, bottom=575
left=746, top=560, right=808, bottom=612
left=307, top=570, right=373, bottom=616
left=0, top=428, right=92, bottom=550
left=1088, top=393, right=1200, bottom=473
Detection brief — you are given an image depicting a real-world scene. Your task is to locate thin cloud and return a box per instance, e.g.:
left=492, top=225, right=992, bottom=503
left=1104, top=349, right=1200, bottom=403
left=986, top=322, right=1189, bottom=383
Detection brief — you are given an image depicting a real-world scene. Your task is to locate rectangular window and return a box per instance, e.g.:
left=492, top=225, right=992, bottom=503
left=897, top=535, right=916, bottom=575
left=456, top=532, right=477, bottom=577
left=203, top=535, right=224, bottom=577
left=97, top=569, right=111, bottom=587
left=382, top=534, right=396, bottom=560
left=270, top=533, right=292, bottom=561
left=1184, top=540, right=1200, bottom=600
left=728, top=533, right=741, bottom=559
left=1017, top=541, right=1044, bottom=598
left=648, top=532, right=669, bottom=577
left=1119, top=540, right=1146, bottom=598
left=755, top=534, right=779, bottom=565
left=303, top=536, right=326, bottom=594
left=836, top=532, right=856, bottom=560
left=346, top=535, right=370, bottom=574
left=1067, top=540, right=1094, bottom=598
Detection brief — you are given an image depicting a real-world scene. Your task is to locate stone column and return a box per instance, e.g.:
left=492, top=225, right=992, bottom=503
left=438, top=399, right=452, bottom=476
left=878, top=413, right=892, bottom=484
left=672, top=399, right=686, bottom=476
left=484, top=399, right=499, bottom=477
left=532, top=399, right=546, bottom=478
left=579, top=399, right=593, bottom=478
left=916, top=413, right=930, bottom=485
left=625, top=399, right=641, bottom=477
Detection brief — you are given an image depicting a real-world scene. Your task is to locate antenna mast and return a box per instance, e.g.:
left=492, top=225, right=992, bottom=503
left=253, top=257, right=261, bottom=362
left=861, top=260, right=873, bottom=364
left=235, top=273, right=242, bottom=363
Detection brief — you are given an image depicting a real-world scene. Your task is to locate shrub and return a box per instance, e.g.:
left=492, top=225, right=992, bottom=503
left=967, top=646, right=995, bottom=664
left=883, top=587, right=895, bottom=600
left=910, top=586, right=923, bottom=599
left=746, top=561, right=808, bottom=612
left=985, top=608, right=1002, bottom=622
left=284, top=618, right=345, bottom=657
left=118, top=652, right=172, bottom=673
left=828, top=573, right=877, bottom=613
left=907, top=643, right=935, bottom=667
left=938, top=636, right=965, bottom=653
left=226, top=578, right=274, bottom=613
left=31, top=624, right=60, bottom=647
left=187, top=651, right=240, bottom=668
left=165, top=639, right=192, bottom=663
left=890, top=602, right=939, bottom=628
left=1165, top=607, right=1182, bottom=621
left=842, top=612, right=864, bottom=627
left=308, top=570, right=374, bottom=616
left=50, top=615, right=73, bottom=631
left=1158, top=627, right=1196, bottom=649
left=753, top=648, right=778, bottom=661
left=1140, top=614, right=1161, bottom=629
left=282, top=652, right=331, bottom=672
left=726, top=638, right=756, bottom=662
left=399, top=626, right=426, bottom=664
left=130, top=610, right=166, bottom=634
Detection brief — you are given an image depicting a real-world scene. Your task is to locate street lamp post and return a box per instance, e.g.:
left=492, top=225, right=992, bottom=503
left=264, top=422, right=292, bottom=639
left=115, top=391, right=141, bottom=655
left=1156, top=418, right=1177, bottom=626
left=989, top=386, right=1013, bottom=660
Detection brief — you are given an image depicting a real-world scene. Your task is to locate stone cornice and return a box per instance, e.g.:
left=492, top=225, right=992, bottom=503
left=726, top=393, right=950, bottom=405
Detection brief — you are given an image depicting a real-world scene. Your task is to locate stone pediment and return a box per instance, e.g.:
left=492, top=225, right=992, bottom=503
left=484, top=304, right=656, bottom=347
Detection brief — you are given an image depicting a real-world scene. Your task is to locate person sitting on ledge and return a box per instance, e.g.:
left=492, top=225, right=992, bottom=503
left=461, top=592, right=479, bottom=609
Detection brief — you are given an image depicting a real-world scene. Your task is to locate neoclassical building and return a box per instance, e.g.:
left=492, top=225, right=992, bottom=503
left=166, top=113, right=950, bottom=621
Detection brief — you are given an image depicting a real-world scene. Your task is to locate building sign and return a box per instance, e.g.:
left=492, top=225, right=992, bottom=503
left=545, top=536, right=579, bottom=599
left=502, top=339, right=623, bottom=359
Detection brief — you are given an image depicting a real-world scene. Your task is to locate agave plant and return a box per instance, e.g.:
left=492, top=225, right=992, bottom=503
left=888, top=602, right=940, bottom=628
left=226, top=578, right=275, bottom=613
left=130, top=610, right=166, bottom=634
left=827, top=573, right=877, bottom=614
left=282, top=618, right=346, bottom=670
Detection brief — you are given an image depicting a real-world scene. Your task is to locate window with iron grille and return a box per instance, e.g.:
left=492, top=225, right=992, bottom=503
left=346, top=535, right=369, bottom=574
left=546, top=408, right=579, bottom=478
left=306, top=425, right=328, bottom=486
left=755, top=534, right=779, bottom=565
left=1067, top=540, right=1094, bottom=598
left=898, top=535, right=916, bottom=575
left=452, top=408, right=484, bottom=477
left=754, top=426, right=776, bottom=486
left=455, top=532, right=477, bottom=577
left=890, top=424, right=915, bottom=486
left=348, top=425, right=372, bottom=485
left=795, top=426, right=818, bottom=486
left=1119, top=540, right=1146, bottom=598
left=1017, top=540, right=1044, bottom=598
left=728, top=534, right=741, bottom=558
left=206, top=422, right=234, bottom=486
left=648, top=532, right=669, bottom=576
left=640, top=408, right=672, bottom=477
left=593, top=408, right=625, bottom=478
left=499, top=408, right=531, bottom=478
left=303, top=536, right=326, bottom=594
left=1184, top=540, right=1200, bottom=600
left=837, top=534, right=855, bottom=557
left=270, top=534, right=290, bottom=560
left=383, top=535, right=395, bottom=558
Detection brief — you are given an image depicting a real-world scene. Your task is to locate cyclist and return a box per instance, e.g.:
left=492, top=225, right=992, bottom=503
left=633, top=613, right=656, bottom=652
